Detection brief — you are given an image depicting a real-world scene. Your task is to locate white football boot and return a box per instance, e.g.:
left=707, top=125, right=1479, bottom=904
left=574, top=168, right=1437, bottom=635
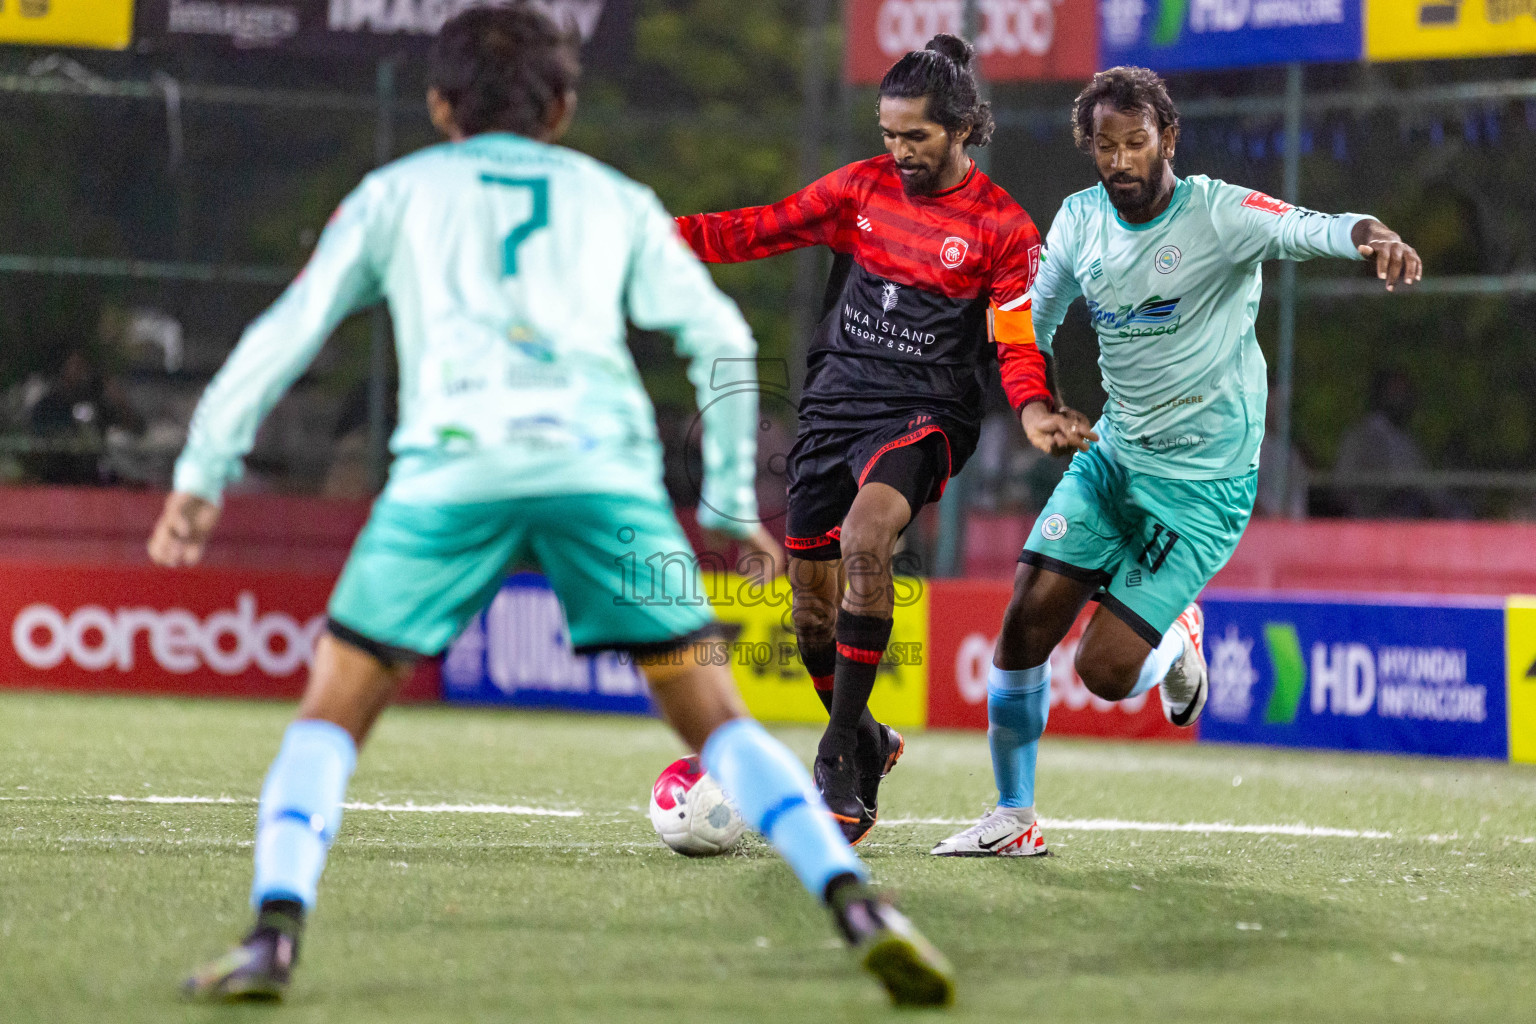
left=1160, top=602, right=1208, bottom=727
left=929, top=807, right=1047, bottom=857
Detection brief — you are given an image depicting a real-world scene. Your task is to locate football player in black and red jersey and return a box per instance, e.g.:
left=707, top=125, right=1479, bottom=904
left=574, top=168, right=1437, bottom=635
left=677, top=34, right=1094, bottom=842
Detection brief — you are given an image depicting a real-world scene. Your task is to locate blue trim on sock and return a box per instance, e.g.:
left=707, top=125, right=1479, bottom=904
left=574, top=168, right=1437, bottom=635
left=757, top=794, right=809, bottom=838
left=250, top=720, right=357, bottom=911
left=701, top=717, right=867, bottom=895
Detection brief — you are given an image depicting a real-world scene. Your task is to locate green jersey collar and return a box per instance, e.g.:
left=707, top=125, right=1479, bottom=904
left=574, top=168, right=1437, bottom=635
left=1111, top=176, right=1188, bottom=232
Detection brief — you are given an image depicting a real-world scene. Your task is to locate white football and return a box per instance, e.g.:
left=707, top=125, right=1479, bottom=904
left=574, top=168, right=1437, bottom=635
left=648, top=755, right=746, bottom=856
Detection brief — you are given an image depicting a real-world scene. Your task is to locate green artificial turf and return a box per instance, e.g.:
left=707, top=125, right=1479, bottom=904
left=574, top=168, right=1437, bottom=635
left=3, top=690, right=1536, bottom=1023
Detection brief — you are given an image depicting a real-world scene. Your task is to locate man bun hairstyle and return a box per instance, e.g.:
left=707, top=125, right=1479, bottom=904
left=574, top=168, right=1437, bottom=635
left=1071, top=65, right=1180, bottom=153
left=878, top=33, right=995, bottom=148
left=429, top=2, right=581, bottom=138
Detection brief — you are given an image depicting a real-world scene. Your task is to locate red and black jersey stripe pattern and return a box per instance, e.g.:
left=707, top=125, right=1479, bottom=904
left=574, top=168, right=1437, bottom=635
left=677, top=155, right=1051, bottom=428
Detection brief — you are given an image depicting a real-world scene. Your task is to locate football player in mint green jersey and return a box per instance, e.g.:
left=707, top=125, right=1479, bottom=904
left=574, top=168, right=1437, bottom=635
left=933, top=66, right=1422, bottom=858
left=151, top=6, right=952, bottom=1006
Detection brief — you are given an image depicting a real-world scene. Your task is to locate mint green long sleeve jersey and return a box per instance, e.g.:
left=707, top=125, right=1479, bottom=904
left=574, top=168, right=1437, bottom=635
left=173, top=132, right=761, bottom=535
left=1030, top=175, right=1369, bottom=480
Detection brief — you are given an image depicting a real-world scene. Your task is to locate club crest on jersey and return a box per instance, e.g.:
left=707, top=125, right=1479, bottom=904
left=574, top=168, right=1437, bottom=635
left=881, top=282, right=901, bottom=313
left=1155, top=245, right=1181, bottom=274
left=940, top=236, right=969, bottom=269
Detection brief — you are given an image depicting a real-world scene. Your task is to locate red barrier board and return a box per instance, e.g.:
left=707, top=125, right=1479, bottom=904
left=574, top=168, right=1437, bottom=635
left=0, top=561, right=438, bottom=701
left=927, top=578, right=1193, bottom=741
left=844, top=0, right=1097, bottom=85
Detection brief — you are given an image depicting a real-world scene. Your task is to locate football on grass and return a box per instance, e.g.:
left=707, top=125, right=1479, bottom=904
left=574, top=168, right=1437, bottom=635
left=649, top=755, right=745, bottom=856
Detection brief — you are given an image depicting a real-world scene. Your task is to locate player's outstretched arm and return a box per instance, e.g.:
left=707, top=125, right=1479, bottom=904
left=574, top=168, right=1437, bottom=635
left=630, top=190, right=786, bottom=579
left=1351, top=218, right=1422, bottom=292
left=674, top=166, right=850, bottom=265
left=150, top=180, right=384, bottom=567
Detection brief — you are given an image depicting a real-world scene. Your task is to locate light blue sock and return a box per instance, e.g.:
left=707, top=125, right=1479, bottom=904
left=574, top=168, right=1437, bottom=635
left=988, top=662, right=1051, bottom=810
left=251, top=719, right=357, bottom=910
left=702, top=718, right=867, bottom=900
left=1128, top=628, right=1184, bottom=699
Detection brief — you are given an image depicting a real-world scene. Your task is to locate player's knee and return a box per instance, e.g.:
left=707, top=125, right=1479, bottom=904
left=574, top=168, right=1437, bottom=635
left=837, top=515, right=900, bottom=563
left=1074, top=645, right=1139, bottom=701
left=789, top=598, right=836, bottom=641
left=998, top=596, right=1064, bottom=669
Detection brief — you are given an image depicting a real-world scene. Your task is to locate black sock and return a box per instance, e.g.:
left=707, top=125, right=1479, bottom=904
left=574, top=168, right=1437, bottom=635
left=797, top=634, right=837, bottom=713
left=801, top=630, right=887, bottom=770
left=819, top=611, right=893, bottom=761
left=254, top=898, right=305, bottom=940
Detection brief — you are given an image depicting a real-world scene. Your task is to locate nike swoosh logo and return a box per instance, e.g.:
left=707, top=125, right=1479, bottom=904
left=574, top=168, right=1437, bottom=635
left=977, top=833, right=1013, bottom=850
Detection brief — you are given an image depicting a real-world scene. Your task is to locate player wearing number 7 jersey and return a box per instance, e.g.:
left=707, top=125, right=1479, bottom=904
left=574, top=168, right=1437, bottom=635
left=156, top=5, right=952, bottom=1006
left=933, top=66, right=1423, bottom=858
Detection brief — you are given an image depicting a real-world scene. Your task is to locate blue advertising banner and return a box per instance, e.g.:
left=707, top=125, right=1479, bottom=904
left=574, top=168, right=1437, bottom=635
left=1100, top=0, right=1364, bottom=71
left=1200, top=593, right=1507, bottom=759
left=441, top=573, right=654, bottom=716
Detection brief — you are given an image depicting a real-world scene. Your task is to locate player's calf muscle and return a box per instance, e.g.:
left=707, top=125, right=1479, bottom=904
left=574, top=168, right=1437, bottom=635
left=643, top=660, right=750, bottom=751
left=294, top=635, right=409, bottom=746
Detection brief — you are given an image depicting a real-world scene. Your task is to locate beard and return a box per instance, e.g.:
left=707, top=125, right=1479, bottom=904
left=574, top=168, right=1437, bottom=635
left=896, top=155, right=954, bottom=197
left=1101, top=152, right=1168, bottom=218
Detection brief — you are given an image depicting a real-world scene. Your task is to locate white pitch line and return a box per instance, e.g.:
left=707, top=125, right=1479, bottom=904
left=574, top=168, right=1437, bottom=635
left=878, top=817, right=1394, bottom=839
left=84, top=795, right=578, bottom=817
left=0, top=795, right=1438, bottom=838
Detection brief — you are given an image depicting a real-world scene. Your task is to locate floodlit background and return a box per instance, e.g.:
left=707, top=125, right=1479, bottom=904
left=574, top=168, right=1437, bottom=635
left=3, top=2, right=1534, bottom=573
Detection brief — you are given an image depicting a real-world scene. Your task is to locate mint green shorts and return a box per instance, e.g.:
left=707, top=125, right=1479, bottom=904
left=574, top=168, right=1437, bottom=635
left=1021, top=443, right=1256, bottom=645
left=328, top=493, right=716, bottom=658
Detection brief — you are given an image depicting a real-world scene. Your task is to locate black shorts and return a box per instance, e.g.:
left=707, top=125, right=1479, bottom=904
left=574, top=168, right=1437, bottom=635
left=784, top=416, right=973, bottom=562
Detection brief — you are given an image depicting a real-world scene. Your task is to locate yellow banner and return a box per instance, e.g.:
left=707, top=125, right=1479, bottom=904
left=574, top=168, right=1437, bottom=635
left=1369, top=0, right=1536, bottom=60
left=707, top=574, right=929, bottom=729
left=0, top=0, right=133, bottom=50
left=1507, top=597, right=1536, bottom=763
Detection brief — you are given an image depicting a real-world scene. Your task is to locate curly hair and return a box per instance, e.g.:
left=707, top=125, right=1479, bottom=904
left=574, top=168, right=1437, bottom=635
left=878, top=34, right=995, bottom=148
left=428, top=3, right=581, bottom=138
left=1071, top=66, right=1180, bottom=153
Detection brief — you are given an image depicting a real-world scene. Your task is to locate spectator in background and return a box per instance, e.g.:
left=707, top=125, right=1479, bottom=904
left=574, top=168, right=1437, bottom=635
left=1256, top=387, right=1309, bottom=519
left=25, top=349, right=144, bottom=485
left=1333, top=369, right=1461, bottom=518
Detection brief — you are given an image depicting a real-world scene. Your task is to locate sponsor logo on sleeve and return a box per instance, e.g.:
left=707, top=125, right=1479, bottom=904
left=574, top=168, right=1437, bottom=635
left=1241, top=191, right=1295, bottom=216
left=1040, top=514, right=1069, bottom=540
left=1027, top=243, right=1041, bottom=281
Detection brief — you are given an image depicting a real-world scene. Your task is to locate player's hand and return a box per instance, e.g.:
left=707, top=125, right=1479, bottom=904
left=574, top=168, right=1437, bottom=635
left=147, top=492, right=221, bottom=567
left=703, top=525, right=786, bottom=584
left=1357, top=238, right=1422, bottom=292
left=1021, top=401, right=1097, bottom=457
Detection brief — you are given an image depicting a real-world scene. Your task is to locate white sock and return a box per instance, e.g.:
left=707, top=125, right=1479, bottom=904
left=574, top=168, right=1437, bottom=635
left=1127, top=628, right=1185, bottom=700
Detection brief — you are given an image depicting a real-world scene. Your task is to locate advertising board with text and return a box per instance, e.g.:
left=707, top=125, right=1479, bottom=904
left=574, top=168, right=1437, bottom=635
left=132, top=0, right=631, bottom=61
left=1, top=561, right=330, bottom=698
left=926, top=578, right=1193, bottom=740
left=844, top=0, right=1097, bottom=84
left=709, top=574, right=930, bottom=729
left=442, top=573, right=927, bottom=725
left=0, top=561, right=440, bottom=701
left=441, top=572, right=654, bottom=715
left=1100, top=0, right=1364, bottom=71
left=1199, top=593, right=1507, bottom=758
left=0, top=0, right=134, bottom=49
left=1368, top=0, right=1536, bottom=61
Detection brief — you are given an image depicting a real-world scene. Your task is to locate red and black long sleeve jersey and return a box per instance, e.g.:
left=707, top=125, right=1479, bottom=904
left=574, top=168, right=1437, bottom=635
left=676, top=154, right=1051, bottom=431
